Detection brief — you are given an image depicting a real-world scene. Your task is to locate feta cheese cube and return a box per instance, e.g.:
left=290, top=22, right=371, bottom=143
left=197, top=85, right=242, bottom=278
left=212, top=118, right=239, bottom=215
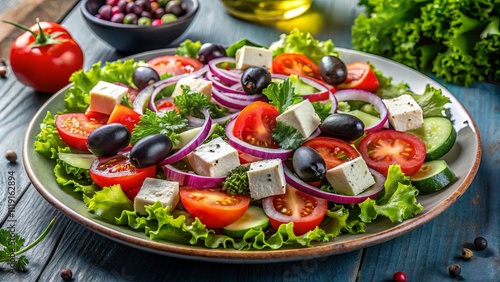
left=134, top=178, right=179, bottom=215
left=186, top=137, right=240, bottom=177
left=235, top=46, right=273, bottom=70
left=171, top=76, right=213, bottom=98
left=383, top=94, right=424, bottom=131
left=247, top=159, right=286, bottom=200
left=275, top=100, right=321, bottom=138
left=88, top=81, right=128, bottom=115
left=325, top=157, right=375, bottom=196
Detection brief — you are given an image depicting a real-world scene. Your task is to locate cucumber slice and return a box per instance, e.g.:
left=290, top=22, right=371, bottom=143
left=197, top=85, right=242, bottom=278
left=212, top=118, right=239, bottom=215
left=58, top=152, right=96, bottom=169
left=221, top=206, right=269, bottom=238
left=411, top=160, right=455, bottom=194
left=408, top=117, right=456, bottom=161
left=345, top=110, right=380, bottom=128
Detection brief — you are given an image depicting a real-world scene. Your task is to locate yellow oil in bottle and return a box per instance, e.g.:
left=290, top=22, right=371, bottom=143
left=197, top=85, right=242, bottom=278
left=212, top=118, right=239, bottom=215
left=220, top=0, right=313, bottom=22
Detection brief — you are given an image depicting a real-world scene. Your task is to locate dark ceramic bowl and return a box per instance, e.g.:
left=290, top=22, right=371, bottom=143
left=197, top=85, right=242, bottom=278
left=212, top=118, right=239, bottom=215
left=81, top=0, right=199, bottom=53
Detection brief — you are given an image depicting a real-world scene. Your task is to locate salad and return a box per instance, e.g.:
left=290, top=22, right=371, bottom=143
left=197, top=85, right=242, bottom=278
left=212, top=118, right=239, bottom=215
left=34, top=29, right=455, bottom=250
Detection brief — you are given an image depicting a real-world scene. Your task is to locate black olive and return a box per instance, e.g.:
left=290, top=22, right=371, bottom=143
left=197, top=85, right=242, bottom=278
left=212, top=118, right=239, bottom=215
left=292, top=146, right=327, bottom=182
left=473, top=236, right=488, bottom=250
left=130, top=134, right=173, bottom=168
left=241, top=66, right=272, bottom=95
left=319, top=56, right=347, bottom=85
left=197, top=43, right=227, bottom=64
left=132, top=66, right=160, bottom=90
left=320, top=113, right=365, bottom=142
left=87, top=123, right=131, bottom=157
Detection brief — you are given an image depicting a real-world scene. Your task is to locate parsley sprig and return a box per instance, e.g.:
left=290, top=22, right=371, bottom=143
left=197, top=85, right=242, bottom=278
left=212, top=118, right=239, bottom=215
left=173, top=85, right=228, bottom=118
left=0, top=216, right=56, bottom=271
left=131, top=109, right=188, bottom=145
left=262, top=76, right=302, bottom=114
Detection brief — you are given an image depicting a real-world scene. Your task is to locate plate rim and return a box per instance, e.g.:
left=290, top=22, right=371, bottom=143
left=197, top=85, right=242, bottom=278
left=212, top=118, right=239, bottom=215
left=22, top=47, right=482, bottom=263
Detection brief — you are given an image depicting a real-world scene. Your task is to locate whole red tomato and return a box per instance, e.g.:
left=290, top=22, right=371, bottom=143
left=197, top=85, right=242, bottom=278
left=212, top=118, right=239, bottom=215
left=5, top=20, right=84, bottom=93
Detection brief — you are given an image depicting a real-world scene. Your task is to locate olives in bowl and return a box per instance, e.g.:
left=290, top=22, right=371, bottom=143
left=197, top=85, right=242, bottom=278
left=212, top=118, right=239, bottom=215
left=81, top=0, right=199, bottom=52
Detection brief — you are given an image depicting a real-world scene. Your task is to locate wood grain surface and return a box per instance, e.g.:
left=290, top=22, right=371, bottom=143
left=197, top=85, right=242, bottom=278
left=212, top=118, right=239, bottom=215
left=0, top=0, right=499, bottom=281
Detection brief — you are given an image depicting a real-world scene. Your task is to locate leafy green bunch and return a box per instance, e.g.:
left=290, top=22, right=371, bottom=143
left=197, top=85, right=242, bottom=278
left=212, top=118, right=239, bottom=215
left=352, top=0, right=500, bottom=86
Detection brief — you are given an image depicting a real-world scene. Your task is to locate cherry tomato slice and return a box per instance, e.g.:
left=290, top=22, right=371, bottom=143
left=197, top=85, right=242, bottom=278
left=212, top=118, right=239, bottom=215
left=233, top=101, right=280, bottom=148
left=262, top=185, right=327, bottom=235
left=89, top=153, right=156, bottom=200
left=179, top=187, right=250, bottom=228
left=155, top=98, right=180, bottom=113
left=337, top=62, right=380, bottom=92
left=357, top=130, right=426, bottom=176
left=107, top=104, right=141, bottom=133
left=146, top=55, right=203, bottom=76
left=302, top=137, right=360, bottom=170
left=55, top=113, right=108, bottom=151
left=272, top=53, right=321, bottom=79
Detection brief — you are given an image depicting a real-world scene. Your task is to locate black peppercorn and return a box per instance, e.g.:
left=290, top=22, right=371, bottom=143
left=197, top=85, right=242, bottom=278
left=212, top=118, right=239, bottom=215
left=449, top=263, right=461, bottom=278
left=473, top=236, right=488, bottom=251
left=5, top=150, right=17, bottom=162
left=60, top=268, right=73, bottom=280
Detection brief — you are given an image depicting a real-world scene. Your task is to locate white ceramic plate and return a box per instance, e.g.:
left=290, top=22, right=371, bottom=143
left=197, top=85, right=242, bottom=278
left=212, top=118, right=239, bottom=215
left=23, top=48, right=481, bottom=263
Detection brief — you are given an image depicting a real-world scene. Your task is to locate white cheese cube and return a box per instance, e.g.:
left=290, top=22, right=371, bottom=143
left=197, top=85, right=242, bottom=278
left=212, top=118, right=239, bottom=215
left=171, top=76, right=213, bottom=98
left=88, top=81, right=128, bottom=115
left=186, top=137, right=240, bottom=177
left=247, top=159, right=286, bottom=200
left=134, top=178, right=179, bottom=215
left=275, top=100, right=321, bottom=138
left=383, top=94, right=424, bottom=131
left=235, top=46, right=273, bottom=70
left=325, top=157, right=375, bottom=196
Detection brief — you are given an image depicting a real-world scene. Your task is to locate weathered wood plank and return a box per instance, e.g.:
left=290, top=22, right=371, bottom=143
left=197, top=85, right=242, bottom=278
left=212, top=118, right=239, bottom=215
left=0, top=0, right=79, bottom=60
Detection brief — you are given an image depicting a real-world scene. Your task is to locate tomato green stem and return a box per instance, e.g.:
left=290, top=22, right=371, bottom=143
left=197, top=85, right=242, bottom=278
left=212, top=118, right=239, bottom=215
left=1, top=18, right=63, bottom=47
left=1, top=19, right=39, bottom=39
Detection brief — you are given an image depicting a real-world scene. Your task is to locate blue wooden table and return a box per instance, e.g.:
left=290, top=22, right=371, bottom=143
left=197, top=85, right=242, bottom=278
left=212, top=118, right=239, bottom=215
left=0, top=1, right=499, bottom=281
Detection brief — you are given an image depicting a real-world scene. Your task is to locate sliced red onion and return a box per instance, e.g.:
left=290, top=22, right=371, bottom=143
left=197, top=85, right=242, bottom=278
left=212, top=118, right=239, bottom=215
left=283, top=165, right=385, bottom=204
left=133, top=75, right=186, bottom=114
left=207, top=57, right=241, bottom=85
left=329, top=91, right=338, bottom=114
left=334, top=89, right=388, bottom=132
left=187, top=111, right=240, bottom=127
left=213, top=88, right=266, bottom=102
left=206, top=72, right=245, bottom=94
left=212, top=89, right=251, bottom=110
left=163, top=165, right=225, bottom=188
left=158, top=108, right=212, bottom=165
left=225, top=118, right=294, bottom=160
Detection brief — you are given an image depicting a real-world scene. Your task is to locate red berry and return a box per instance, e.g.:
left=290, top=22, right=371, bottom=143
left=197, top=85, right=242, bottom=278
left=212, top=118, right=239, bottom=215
left=151, top=19, right=163, bottom=26
left=393, top=271, right=407, bottom=282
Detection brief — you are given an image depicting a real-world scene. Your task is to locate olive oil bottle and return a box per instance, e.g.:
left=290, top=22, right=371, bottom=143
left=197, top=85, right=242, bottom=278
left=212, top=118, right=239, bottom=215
left=220, top=0, right=313, bottom=22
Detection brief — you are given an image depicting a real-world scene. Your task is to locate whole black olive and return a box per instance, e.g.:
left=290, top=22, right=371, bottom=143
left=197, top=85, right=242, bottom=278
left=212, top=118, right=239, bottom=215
left=87, top=123, right=131, bottom=157
left=130, top=134, right=173, bottom=168
left=319, top=56, right=347, bottom=85
left=241, top=66, right=272, bottom=95
left=133, top=66, right=160, bottom=90
left=292, top=146, right=327, bottom=182
left=320, top=113, right=365, bottom=142
left=197, top=43, right=227, bottom=64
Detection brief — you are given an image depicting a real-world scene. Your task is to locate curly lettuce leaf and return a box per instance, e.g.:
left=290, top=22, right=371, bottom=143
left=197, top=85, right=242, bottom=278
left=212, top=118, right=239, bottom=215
left=270, top=28, right=338, bottom=64
left=34, top=111, right=66, bottom=159
left=85, top=185, right=134, bottom=223
left=225, top=38, right=266, bottom=57
left=65, top=59, right=140, bottom=113
left=359, top=165, right=423, bottom=223
left=175, top=39, right=202, bottom=59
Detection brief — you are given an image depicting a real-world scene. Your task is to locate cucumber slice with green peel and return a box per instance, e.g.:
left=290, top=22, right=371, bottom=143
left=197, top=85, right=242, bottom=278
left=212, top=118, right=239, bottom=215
left=221, top=206, right=269, bottom=238
left=58, top=152, right=96, bottom=169
left=345, top=110, right=381, bottom=128
left=411, top=160, right=456, bottom=194
left=408, top=117, right=456, bottom=161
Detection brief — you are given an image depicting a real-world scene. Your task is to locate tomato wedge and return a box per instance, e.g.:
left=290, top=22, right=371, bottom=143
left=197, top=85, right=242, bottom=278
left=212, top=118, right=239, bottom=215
left=107, top=104, right=141, bottom=133
left=179, top=187, right=250, bottom=228
left=147, top=55, right=203, bottom=76
left=357, top=130, right=426, bottom=176
left=262, top=185, right=327, bottom=235
left=272, top=53, right=321, bottom=79
left=338, top=62, right=379, bottom=92
left=302, top=137, right=360, bottom=170
left=232, top=101, right=280, bottom=148
left=89, top=152, right=156, bottom=200
left=55, top=113, right=108, bottom=151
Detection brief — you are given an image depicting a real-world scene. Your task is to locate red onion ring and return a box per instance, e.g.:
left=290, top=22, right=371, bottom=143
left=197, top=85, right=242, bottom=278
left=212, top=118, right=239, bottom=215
left=225, top=118, right=294, bottom=160
left=186, top=111, right=240, bottom=127
left=158, top=108, right=212, bottom=165
left=283, top=164, right=385, bottom=204
left=207, top=57, right=241, bottom=85
left=206, top=72, right=245, bottom=94
left=329, top=91, right=338, bottom=114
left=133, top=75, right=187, bottom=114
left=163, top=165, right=225, bottom=188
left=334, top=89, right=388, bottom=132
